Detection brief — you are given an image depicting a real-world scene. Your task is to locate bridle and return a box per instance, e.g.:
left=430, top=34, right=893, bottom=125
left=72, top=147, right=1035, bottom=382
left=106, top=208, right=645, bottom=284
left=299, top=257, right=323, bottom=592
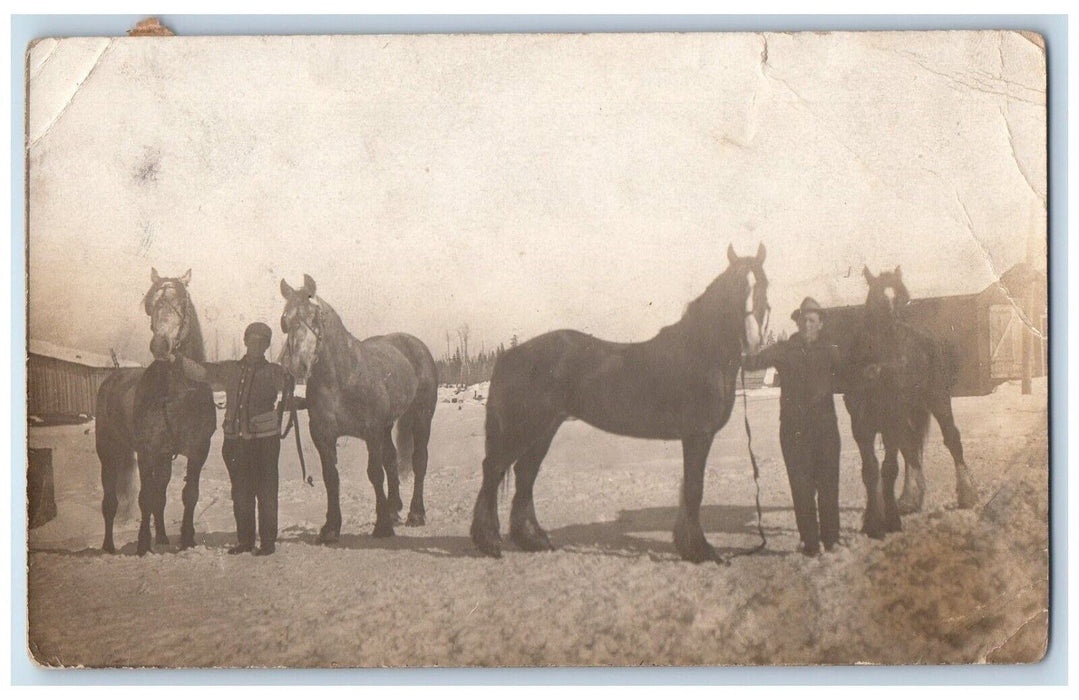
left=147, top=281, right=191, bottom=351
left=281, top=297, right=324, bottom=376
left=743, top=270, right=771, bottom=345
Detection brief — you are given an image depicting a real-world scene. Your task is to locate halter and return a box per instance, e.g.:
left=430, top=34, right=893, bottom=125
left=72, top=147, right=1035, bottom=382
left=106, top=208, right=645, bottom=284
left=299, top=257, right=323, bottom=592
left=147, top=281, right=191, bottom=351
left=282, top=297, right=324, bottom=375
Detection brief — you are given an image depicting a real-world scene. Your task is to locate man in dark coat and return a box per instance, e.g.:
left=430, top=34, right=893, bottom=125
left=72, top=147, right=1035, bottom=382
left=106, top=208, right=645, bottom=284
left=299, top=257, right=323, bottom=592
left=744, top=297, right=843, bottom=556
left=176, top=322, right=294, bottom=555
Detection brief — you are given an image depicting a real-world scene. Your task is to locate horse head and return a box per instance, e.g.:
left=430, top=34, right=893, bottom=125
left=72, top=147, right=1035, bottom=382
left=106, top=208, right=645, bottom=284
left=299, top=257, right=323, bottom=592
left=143, top=268, right=192, bottom=360
left=280, top=273, right=323, bottom=381
left=862, top=265, right=910, bottom=325
left=727, top=243, right=770, bottom=354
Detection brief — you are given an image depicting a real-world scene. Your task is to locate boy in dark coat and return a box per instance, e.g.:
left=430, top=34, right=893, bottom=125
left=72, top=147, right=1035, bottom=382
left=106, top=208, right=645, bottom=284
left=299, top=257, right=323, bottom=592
left=744, top=297, right=843, bottom=556
left=177, top=322, right=293, bottom=555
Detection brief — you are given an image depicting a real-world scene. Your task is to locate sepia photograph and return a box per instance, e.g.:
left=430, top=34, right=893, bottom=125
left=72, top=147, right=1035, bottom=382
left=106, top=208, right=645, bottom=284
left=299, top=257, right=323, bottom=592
left=23, top=24, right=1049, bottom=669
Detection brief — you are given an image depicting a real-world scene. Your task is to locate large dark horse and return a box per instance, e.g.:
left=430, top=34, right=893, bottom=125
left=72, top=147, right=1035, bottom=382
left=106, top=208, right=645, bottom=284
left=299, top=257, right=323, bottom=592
left=279, top=275, right=438, bottom=541
left=470, top=244, right=770, bottom=563
left=95, top=269, right=217, bottom=554
left=843, top=266, right=978, bottom=538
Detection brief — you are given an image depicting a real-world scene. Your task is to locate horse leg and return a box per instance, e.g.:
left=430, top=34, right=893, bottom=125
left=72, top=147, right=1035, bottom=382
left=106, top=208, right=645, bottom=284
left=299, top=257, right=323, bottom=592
left=99, top=445, right=128, bottom=554
left=313, top=434, right=342, bottom=543
left=931, top=393, right=977, bottom=509
left=152, top=457, right=172, bottom=546
left=180, top=440, right=211, bottom=549
left=509, top=419, right=562, bottom=553
left=135, top=452, right=155, bottom=555
left=897, top=450, right=926, bottom=515
left=673, top=433, right=720, bottom=564
left=856, top=432, right=886, bottom=540
left=381, top=426, right=404, bottom=524
left=471, top=412, right=518, bottom=558
left=899, top=440, right=926, bottom=521
left=405, top=411, right=432, bottom=527
left=367, top=434, right=395, bottom=538
left=881, top=436, right=902, bottom=533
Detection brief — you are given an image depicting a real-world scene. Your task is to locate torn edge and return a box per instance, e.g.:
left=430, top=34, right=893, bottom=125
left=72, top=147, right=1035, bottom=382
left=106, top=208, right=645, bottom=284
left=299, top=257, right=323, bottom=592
left=128, top=18, right=174, bottom=37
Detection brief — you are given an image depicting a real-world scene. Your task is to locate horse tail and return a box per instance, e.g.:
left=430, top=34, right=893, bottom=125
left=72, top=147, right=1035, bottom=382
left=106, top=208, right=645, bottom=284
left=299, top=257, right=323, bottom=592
left=394, top=412, right=416, bottom=479
left=114, top=446, right=138, bottom=520
left=912, top=403, right=932, bottom=454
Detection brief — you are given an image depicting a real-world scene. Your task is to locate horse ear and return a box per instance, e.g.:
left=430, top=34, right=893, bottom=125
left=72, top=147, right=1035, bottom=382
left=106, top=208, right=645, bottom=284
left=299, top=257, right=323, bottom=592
left=727, top=243, right=737, bottom=265
left=863, top=265, right=875, bottom=283
left=179, top=269, right=191, bottom=286
left=280, top=279, right=294, bottom=299
left=894, top=265, right=902, bottom=280
left=302, top=274, right=317, bottom=297
left=755, top=243, right=766, bottom=265
left=151, top=267, right=160, bottom=285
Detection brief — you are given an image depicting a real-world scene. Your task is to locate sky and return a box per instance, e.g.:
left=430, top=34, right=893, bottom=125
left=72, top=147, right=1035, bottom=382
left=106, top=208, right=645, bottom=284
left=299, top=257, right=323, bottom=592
left=27, top=31, right=1047, bottom=365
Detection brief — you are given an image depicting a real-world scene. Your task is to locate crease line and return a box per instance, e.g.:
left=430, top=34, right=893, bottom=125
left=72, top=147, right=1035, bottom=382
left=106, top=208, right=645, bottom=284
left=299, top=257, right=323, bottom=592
left=28, top=41, right=112, bottom=151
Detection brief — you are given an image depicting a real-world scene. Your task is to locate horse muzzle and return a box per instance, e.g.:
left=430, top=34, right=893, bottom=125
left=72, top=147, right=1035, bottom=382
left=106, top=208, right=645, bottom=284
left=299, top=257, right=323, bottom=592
left=149, top=333, right=173, bottom=360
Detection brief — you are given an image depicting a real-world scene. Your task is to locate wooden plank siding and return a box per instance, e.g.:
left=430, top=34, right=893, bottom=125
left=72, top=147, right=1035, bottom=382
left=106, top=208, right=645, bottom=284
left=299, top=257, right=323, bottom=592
left=27, top=354, right=118, bottom=417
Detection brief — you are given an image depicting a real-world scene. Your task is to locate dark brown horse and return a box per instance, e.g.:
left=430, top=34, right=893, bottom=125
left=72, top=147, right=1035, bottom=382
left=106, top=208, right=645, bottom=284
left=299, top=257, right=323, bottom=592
left=842, top=266, right=978, bottom=538
left=470, top=244, right=770, bottom=563
left=279, top=275, right=438, bottom=541
left=95, top=269, right=217, bottom=554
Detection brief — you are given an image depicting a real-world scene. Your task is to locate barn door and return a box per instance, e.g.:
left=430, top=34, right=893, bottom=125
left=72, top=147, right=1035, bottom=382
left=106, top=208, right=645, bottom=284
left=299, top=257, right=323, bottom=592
left=989, top=304, right=1023, bottom=379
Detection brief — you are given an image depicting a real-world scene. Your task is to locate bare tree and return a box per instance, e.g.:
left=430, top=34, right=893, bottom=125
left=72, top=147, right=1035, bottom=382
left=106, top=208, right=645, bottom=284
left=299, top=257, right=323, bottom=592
left=457, top=324, right=470, bottom=363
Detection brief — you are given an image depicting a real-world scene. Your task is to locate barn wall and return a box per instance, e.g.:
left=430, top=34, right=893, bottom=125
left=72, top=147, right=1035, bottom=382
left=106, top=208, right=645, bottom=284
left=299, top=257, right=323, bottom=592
left=821, top=295, right=990, bottom=397
left=27, top=355, right=117, bottom=417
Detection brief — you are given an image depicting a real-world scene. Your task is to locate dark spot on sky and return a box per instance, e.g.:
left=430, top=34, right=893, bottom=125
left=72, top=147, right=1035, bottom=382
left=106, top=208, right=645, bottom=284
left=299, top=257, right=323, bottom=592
left=134, top=150, right=160, bottom=184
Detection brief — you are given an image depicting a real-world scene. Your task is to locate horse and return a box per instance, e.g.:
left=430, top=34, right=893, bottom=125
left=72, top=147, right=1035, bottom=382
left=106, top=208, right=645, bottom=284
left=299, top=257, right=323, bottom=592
left=470, top=243, right=770, bottom=564
left=95, top=268, right=217, bottom=554
left=842, top=266, right=978, bottom=538
left=279, top=274, right=438, bottom=542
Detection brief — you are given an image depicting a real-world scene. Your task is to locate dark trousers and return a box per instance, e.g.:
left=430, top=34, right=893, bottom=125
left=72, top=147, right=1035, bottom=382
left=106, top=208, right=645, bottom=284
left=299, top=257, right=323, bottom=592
left=222, top=436, right=280, bottom=548
left=780, top=417, right=841, bottom=552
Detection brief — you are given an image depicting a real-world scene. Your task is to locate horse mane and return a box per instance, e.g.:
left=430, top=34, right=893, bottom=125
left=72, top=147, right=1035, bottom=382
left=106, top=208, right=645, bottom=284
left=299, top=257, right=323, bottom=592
left=178, top=299, right=206, bottom=363
left=311, top=296, right=358, bottom=372
left=660, top=264, right=746, bottom=350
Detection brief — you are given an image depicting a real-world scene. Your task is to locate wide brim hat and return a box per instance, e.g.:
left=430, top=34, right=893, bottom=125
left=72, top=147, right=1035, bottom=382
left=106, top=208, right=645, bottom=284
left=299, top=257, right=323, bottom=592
left=790, top=296, right=824, bottom=323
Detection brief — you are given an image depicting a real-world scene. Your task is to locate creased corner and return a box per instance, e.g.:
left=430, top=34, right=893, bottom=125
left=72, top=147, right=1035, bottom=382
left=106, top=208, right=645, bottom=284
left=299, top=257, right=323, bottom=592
left=27, top=40, right=113, bottom=151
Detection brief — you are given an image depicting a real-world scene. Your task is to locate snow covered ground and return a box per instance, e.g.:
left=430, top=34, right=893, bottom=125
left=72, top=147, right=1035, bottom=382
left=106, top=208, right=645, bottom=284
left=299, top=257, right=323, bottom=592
left=26, top=378, right=1047, bottom=667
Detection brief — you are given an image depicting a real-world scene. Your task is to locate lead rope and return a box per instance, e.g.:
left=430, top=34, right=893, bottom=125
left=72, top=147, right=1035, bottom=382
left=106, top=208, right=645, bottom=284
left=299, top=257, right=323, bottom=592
left=731, top=365, right=767, bottom=557
left=278, top=344, right=313, bottom=487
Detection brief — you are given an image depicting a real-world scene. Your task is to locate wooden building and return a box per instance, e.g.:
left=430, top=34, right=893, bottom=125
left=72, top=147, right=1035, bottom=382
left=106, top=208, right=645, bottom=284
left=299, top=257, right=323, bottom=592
left=27, top=339, right=141, bottom=420
left=820, top=264, right=1047, bottom=397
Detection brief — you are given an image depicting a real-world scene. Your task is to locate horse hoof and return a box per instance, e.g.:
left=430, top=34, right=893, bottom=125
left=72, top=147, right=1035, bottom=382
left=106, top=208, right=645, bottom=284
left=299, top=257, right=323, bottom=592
left=156, top=535, right=170, bottom=546
left=510, top=525, right=554, bottom=552
left=676, top=538, right=718, bottom=564
left=102, top=543, right=116, bottom=555
left=471, top=528, right=503, bottom=558
left=885, top=516, right=903, bottom=533
left=405, top=512, right=426, bottom=527
left=896, top=502, right=918, bottom=516
left=391, top=512, right=403, bottom=525
left=861, top=524, right=886, bottom=540
left=372, top=524, right=395, bottom=538
left=179, top=540, right=196, bottom=551
left=956, top=476, right=978, bottom=509
left=318, top=529, right=340, bottom=544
